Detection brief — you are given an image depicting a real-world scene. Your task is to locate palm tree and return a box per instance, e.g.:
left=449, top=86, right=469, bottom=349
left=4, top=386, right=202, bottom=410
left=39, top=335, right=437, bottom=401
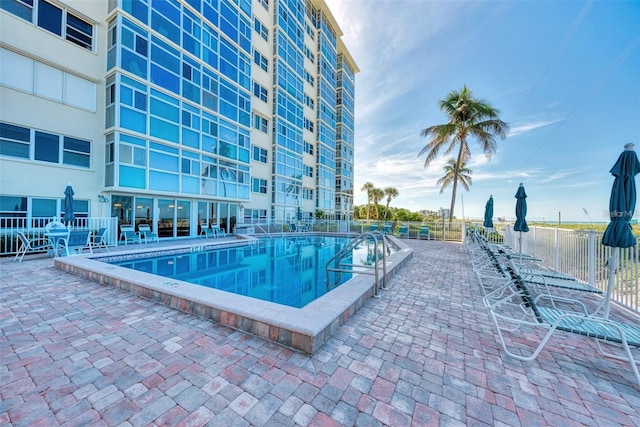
left=361, top=181, right=374, bottom=221
left=383, top=187, right=399, bottom=220
left=418, top=85, right=509, bottom=222
left=371, top=188, right=384, bottom=220
left=437, top=158, right=472, bottom=195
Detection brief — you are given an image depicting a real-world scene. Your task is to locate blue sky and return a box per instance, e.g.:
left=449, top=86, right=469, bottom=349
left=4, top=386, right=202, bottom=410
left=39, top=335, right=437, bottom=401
left=325, top=0, right=640, bottom=223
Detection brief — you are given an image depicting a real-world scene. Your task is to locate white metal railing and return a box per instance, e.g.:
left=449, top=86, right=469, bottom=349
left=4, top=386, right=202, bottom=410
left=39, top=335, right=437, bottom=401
left=325, top=230, right=388, bottom=297
left=505, top=224, right=639, bottom=315
left=1, top=216, right=118, bottom=255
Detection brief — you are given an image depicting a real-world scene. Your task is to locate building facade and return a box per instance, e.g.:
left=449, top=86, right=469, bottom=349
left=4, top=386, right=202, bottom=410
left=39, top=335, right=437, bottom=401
left=0, top=0, right=357, bottom=238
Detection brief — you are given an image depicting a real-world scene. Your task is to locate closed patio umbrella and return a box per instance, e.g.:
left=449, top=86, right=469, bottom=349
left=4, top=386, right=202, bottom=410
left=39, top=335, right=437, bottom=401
left=63, top=184, right=75, bottom=225
left=483, top=196, right=494, bottom=230
left=514, top=183, right=529, bottom=255
left=601, top=143, right=640, bottom=318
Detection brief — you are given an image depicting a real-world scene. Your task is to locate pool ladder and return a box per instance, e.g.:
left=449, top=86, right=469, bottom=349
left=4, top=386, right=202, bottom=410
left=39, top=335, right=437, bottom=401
left=325, top=231, right=388, bottom=298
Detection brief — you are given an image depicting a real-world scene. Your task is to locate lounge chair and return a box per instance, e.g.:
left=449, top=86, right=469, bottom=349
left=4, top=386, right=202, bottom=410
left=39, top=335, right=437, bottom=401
left=14, top=231, right=53, bottom=262
left=299, top=223, right=311, bottom=232
left=369, top=223, right=378, bottom=232
left=517, top=269, right=603, bottom=296
left=87, top=227, right=110, bottom=252
left=120, top=225, right=141, bottom=245
left=383, top=223, right=392, bottom=235
left=289, top=223, right=299, bottom=232
left=138, top=224, right=159, bottom=243
left=418, top=225, right=430, bottom=240
left=398, top=225, right=409, bottom=238
left=483, top=259, right=640, bottom=386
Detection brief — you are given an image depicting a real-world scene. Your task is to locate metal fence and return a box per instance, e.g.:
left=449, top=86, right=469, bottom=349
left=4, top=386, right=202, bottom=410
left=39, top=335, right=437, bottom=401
left=3, top=216, right=637, bottom=316
left=504, top=224, right=639, bottom=315
left=0, top=216, right=118, bottom=255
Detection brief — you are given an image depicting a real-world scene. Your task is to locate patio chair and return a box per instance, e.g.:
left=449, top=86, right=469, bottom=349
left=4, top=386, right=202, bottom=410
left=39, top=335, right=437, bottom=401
left=67, top=230, right=91, bottom=255
left=418, top=225, right=430, bottom=240
left=14, top=231, right=53, bottom=262
left=138, top=224, right=159, bottom=243
left=398, top=225, right=409, bottom=238
left=383, top=223, right=392, bottom=234
left=369, top=223, right=378, bottom=232
left=483, top=259, right=640, bottom=386
left=120, top=225, right=141, bottom=245
left=87, top=227, right=110, bottom=252
left=200, top=223, right=215, bottom=238
left=289, top=223, right=299, bottom=233
left=212, top=226, right=227, bottom=237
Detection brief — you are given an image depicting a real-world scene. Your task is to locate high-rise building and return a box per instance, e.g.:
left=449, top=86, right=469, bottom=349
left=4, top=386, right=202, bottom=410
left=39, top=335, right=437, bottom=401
left=0, top=0, right=357, bottom=238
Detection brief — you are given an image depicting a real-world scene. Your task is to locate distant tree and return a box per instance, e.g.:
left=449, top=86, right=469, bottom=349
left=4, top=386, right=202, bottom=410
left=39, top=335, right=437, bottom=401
left=371, top=188, right=384, bottom=220
left=437, top=158, right=472, bottom=195
left=383, top=187, right=399, bottom=220
left=361, top=181, right=374, bottom=221
left=353, top=205, right=366, bottom=220
left=315, top=209, right=325, bottom=219
left=418, top=85, right=509, bottom=223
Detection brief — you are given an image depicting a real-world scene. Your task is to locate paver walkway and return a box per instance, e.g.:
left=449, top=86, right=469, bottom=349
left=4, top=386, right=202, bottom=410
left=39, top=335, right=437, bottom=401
left=1, top=240, right=639, bottom=426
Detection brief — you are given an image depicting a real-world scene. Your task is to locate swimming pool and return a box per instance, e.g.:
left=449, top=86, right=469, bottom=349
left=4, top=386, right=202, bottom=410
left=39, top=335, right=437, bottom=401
left=54, top=234, right=413, bottom=354
left=108, top=236, right=386, bottom=308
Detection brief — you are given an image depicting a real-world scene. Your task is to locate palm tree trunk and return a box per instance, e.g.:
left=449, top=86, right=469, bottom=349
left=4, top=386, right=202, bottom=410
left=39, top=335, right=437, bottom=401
left=449, top=179, right=458, bottom=225
left=449, top=143, right=466, bottom=224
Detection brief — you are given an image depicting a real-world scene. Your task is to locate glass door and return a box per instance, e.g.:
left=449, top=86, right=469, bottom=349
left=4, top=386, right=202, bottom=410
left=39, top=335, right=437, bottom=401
left=135, top=197, right=153, bottom=232
left=158, top=199, right=174, bottom=238
left=198, top=202, right=207, bottom=235
left=176, top=200, right=190, bottom=237
left=219, top=203, right=228, bottom=234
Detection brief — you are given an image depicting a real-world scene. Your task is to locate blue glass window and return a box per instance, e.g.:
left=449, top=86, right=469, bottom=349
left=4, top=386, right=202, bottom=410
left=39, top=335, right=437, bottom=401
left=123, top=0, right=148, bottom=24
left=150, top=150, right=178, bottom=172
left=150, top=65, right=179, bottom=93
left=119, top=165, right=146, bottom=188
left=34, top=131, right=59, bottom=163
left=122, top=50, right=148, bottom=78
left=0, top=122, right=30, bottom=159
left=150, top=97, right=179, bottom=122
left=63, top=137, right=91, bottom=167
left=37, top=0, right=62, bottom=36
left=150, top=38, right=180, bottom=72
left=151, top=10, right=179, bottom=44
left=149, top=170, right=178, bottom=191
left=150, top=118, right=179, bottom=142
left=0, top=0, right=33, bottom=21
left=32, top=198, right=56, bottom=217
left=120, top=107, right=147, bottom=133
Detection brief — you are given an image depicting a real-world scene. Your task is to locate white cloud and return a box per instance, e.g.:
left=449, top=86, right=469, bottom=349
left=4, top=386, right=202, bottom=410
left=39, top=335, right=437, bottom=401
left=508, top=119, right=563, bottom=137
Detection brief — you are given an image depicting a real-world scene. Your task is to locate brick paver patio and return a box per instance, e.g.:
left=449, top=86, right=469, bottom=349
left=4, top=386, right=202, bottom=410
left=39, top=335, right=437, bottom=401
left=1, top=240, right=639, bottom=426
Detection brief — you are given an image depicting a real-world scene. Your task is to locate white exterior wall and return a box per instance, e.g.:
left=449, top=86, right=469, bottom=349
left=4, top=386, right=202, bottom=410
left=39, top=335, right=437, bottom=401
left=0, top=2, right=107, bottom=215
left=248, top=1, right=274, bottom=215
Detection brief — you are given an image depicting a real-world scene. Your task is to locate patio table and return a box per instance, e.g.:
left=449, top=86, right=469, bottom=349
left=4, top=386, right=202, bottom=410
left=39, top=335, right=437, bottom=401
left=44, top=230, right=70, bottom=257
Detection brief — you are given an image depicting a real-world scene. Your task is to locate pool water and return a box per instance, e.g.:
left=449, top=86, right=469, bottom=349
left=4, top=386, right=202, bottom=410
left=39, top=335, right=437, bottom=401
left=110, top=236, right=388, bottom=308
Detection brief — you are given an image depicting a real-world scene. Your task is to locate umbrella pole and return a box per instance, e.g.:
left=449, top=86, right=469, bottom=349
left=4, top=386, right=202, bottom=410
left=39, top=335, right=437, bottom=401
left=603, top=248, right=619, bottom=319
left=518, top=231, right=523, bottom=261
